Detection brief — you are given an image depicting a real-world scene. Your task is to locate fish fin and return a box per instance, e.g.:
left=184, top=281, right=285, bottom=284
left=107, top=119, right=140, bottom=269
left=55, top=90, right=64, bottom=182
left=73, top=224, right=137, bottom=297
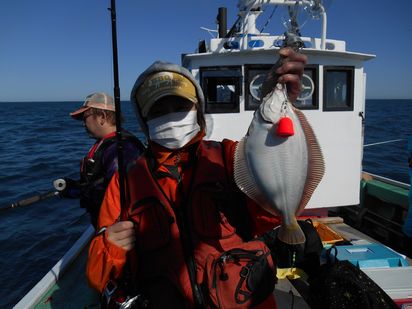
left=234, top=138, right=264, bottom=203
left=295, top=109, right=325, bottom=213
left=277, top=217, right=306, bottom=245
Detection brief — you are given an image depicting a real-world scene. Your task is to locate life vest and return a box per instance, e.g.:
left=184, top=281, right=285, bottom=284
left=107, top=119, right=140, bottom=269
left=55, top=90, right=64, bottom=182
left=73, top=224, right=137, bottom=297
left=81, top=131, right=143, bottom=185
left=80, top=131, right=144, bottom=225
left=125, top=140, right=275, bottom=308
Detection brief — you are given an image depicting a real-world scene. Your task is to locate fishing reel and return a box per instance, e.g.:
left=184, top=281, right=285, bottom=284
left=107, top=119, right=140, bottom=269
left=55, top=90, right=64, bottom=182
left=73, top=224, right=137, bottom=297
left=53, top=178, right=66, bottom=191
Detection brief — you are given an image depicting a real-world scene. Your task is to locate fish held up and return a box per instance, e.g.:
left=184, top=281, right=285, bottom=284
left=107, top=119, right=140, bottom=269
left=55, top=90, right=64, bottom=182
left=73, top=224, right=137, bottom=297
left=233, top=58, right=325, bottom=245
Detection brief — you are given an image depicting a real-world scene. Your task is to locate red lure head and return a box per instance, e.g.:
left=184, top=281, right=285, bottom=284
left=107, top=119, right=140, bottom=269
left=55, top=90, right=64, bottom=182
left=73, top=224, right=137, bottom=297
left=276, top=116, right=294, bottom=137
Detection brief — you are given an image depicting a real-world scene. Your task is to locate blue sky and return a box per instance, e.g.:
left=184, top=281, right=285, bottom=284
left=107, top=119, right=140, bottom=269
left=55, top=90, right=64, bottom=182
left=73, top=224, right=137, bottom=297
left=0, top=0, right=411, bottom=102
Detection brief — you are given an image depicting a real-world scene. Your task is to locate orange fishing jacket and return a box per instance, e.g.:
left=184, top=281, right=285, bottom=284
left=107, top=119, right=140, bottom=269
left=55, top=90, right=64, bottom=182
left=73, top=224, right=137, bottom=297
left=87, top=139, right=281, bottom=308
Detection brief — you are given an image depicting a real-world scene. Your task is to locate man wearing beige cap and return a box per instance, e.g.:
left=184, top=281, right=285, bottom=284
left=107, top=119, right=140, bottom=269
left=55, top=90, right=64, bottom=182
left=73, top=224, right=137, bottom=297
left=60, top=92, right=144, bottom=228
left=87, top=49, right=307, bottom=308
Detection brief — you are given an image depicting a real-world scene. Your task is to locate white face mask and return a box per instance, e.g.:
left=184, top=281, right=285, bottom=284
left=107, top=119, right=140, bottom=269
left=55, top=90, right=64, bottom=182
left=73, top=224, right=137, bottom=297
left=147, top=111, right=200, bottom=149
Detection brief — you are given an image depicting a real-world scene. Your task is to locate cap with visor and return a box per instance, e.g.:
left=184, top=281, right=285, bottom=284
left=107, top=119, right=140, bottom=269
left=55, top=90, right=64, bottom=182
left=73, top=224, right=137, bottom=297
left=130, top=61, right=206, bottom=138
left=70, top=92, right=115, bottom=120
left=135, top=72, right=198, bottom=118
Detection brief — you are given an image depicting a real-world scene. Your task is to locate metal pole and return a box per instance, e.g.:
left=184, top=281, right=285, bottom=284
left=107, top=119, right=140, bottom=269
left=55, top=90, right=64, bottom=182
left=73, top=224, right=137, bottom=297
left=217, top=7, right=227, bottom=38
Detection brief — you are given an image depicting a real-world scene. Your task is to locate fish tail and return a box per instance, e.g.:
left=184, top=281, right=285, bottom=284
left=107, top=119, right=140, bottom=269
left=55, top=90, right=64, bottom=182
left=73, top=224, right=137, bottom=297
left=277, top=217, right=306, bottom=245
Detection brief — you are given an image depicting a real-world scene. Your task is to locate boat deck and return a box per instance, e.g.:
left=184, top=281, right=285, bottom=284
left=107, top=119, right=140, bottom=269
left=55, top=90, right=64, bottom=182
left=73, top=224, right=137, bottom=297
left=32, top=247, right=100, bottom=309
left=274, top=217, right=411, bottom=307
left=16, top=218, right=411, bottom=308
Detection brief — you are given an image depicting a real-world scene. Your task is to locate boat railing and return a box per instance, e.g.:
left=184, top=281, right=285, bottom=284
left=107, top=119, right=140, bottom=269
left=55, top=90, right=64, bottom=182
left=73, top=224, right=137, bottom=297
left=237, top=0, right=328, bottom=49
left=14, top=225, right=95, bottom=308
left=363, top=171, right=410, bottom=190
left=207, top=35, right=345, bottom=53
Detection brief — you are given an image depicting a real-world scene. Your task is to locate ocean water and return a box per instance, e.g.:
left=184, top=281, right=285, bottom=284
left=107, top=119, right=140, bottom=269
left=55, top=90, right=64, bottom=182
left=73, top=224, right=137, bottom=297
left=363, top=99, right=412, bottom=183
left=0, top=99, right=411, bottom=307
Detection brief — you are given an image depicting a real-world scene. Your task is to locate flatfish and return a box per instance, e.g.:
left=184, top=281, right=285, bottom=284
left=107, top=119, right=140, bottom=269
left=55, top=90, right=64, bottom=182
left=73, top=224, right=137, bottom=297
left=234, top=62, right=325, bottom=245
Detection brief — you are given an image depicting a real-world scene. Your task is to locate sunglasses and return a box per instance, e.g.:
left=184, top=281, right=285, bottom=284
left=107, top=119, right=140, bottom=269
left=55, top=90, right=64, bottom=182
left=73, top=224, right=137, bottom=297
left=83, top=113, right=94, bottom=121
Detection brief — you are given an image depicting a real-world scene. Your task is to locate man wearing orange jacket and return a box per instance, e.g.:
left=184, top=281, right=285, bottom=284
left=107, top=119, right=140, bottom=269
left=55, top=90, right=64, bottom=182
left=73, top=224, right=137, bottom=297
left=87, top=48, right=307, bottom=308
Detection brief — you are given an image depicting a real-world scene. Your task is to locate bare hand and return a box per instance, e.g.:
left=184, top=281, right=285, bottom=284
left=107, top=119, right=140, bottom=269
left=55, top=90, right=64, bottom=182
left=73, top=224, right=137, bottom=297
left=276, top=47, right=307, bottom=103
left=106, top=221, right=136, bottom=251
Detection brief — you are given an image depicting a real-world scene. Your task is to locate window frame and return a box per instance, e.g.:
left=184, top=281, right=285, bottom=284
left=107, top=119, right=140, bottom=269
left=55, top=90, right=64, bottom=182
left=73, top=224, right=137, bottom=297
left=244, top=64, right=319, bottom=111
left=244, top=64, right=272, bottom=111
left=295, top=64, right=319, bottom=110
left=323, top=66, right=355, bottom=112
left=199, top=66, right=242, bottom=114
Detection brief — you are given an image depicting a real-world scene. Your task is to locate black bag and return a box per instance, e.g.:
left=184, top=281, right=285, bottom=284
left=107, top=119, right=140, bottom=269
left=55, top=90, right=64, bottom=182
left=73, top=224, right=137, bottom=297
left=308, top=246, right=398, bottom=309
left=262, top=218, right=324, bottom=277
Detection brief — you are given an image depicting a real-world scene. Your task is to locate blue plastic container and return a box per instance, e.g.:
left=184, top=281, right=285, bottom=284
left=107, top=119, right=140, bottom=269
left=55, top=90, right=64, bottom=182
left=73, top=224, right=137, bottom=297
left=335, top=243, right=409, bottom=268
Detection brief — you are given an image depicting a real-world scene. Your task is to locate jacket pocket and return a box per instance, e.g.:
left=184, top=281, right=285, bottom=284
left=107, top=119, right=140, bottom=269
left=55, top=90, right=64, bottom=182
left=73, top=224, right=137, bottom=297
left=129, top=197, right=172, bottom=252
left=190, top=183, right=236, bottom=239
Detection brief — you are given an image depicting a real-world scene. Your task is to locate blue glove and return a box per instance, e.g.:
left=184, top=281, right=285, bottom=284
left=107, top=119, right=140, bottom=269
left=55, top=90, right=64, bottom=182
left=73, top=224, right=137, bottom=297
left=59, top=178, right=82, bottom=199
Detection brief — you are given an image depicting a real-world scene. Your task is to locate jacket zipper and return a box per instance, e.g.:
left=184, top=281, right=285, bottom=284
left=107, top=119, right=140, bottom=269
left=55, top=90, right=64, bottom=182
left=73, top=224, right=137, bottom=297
left=147, top=149, right=204, bottom=307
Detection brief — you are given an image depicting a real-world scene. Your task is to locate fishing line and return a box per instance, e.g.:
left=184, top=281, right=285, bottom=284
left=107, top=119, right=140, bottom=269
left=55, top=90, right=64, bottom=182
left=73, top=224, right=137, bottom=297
left=260, top=6, right=278, bottom=33
left=364, top=139, right=405, bottom=147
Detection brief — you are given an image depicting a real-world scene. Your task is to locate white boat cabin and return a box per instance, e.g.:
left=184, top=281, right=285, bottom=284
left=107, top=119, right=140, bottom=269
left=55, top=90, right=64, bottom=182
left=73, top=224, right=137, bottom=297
left=182, top=0, right=375, bottom=209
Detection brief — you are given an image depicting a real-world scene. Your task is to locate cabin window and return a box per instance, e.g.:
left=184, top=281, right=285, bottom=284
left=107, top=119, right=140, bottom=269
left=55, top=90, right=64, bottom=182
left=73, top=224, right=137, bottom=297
left=245, top=65, right=319, bottom=111
left=200, top=66, right=242, bottom=113
left=245, top=64, right=272, bottom=110
left=323, top=66, right=354, bottom=111
left=295, top=65, right=319, bottom=110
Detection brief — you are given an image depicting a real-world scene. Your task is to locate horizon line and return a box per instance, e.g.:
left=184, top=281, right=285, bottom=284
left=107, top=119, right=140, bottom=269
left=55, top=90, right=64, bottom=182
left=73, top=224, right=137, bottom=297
left=1, top=98, right=412, bottom=103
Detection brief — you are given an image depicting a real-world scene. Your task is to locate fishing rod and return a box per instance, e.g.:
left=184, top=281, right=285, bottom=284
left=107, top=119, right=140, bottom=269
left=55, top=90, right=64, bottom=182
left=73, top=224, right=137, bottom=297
left=107, top=5, right=150, bottom=307
left=0, top=179, right=65, bottom=212
left=108, top=0, right=127, bottom=215
left=0, top=191, right=59, bottom=212
left=364, top=139, right=405, bottom=148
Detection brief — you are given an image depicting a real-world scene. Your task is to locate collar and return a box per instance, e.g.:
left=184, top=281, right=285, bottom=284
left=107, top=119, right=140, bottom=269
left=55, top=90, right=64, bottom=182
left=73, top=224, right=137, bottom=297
left=87, top=131, right=117, bottom=159
left=148, top=130, right=205, bottom=167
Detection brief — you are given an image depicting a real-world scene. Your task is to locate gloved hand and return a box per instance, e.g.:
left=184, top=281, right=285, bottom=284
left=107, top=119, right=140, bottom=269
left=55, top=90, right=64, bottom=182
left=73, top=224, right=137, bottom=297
left=59, top=178, right=82, bottom=198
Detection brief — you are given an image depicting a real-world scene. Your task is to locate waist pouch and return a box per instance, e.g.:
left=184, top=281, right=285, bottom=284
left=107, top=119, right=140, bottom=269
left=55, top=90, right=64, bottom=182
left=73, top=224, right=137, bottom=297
left=204, top=240, right=276, bottom=309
